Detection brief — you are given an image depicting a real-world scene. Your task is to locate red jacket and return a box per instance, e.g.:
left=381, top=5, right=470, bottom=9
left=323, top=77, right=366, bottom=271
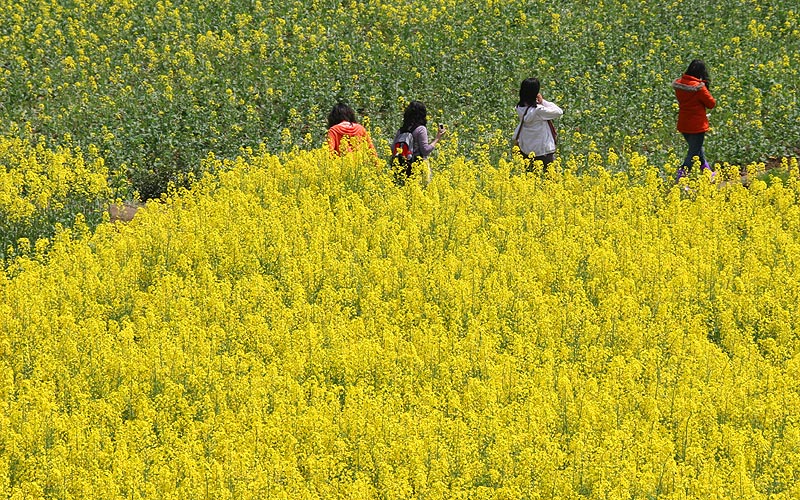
left=672, top=74, right=716, bottom=133
left=327, top=121, right=375, bottom=155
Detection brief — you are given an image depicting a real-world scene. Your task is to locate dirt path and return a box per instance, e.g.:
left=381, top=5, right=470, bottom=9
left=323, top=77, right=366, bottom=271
left=108, top=201, right=143, bottom=222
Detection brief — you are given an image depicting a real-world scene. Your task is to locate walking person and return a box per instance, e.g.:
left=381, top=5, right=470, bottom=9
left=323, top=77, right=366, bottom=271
left=513, top=77, right=563, bottom=172
left=390, top=100, right=445, bottom=185
left=326, top=102, right=375, bottom=155
left=672, top=60, right=716, bottom=178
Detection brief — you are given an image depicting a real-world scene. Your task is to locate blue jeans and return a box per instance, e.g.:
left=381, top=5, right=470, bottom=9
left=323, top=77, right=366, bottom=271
left=681, top=132, right=707, bottom=169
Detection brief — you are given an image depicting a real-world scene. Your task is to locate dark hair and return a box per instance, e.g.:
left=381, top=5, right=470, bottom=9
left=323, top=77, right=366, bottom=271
left=401, top=101, right=427, bottom=133
left=685, top=59, right=710, bottom=83
left=518, top=77, right=540, bottom=107
left=327, top=102, right=357, bottom=128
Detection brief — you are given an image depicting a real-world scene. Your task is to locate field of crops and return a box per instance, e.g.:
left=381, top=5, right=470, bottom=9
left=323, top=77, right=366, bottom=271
left=3, top=147, right=800, bottom=498
left=2, top=0, right=800, bottom=498
left=2, top=0, right=799, bottom=200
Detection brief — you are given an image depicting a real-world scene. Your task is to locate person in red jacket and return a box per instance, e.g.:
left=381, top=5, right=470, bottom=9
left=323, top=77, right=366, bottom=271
left=326, top=103, right=375, bottom=155
left=672, top=60, right=716, bottom=178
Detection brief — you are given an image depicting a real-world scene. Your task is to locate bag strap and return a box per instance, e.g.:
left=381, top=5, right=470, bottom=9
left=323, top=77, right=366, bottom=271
left=514, top=106, right=531, bottom=144
left=547, top=120, right=558, bottom=145
left=515, top=106, right=558, bottom=147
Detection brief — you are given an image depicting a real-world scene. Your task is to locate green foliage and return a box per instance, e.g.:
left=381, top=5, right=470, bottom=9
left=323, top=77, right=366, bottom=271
left=0, top=135, right=112, bottom=260
left=1, top=0, right=798, bottom=198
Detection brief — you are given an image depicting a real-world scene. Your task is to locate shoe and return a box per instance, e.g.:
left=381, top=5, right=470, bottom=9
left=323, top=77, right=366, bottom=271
left=701, top=162, right=716, bottom=180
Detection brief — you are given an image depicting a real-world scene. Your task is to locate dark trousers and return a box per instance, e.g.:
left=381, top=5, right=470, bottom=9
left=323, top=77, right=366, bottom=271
left=681, top=132, right=707, bottom=169
left=524, top=152, right=555, bottom=173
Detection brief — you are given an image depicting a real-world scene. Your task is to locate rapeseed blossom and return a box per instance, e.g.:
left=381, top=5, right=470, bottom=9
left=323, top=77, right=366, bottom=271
left=2, top=144, right=800, bottom=497
left=1, top=0, right=799, bottom=496
left=0, top=136, right=111, bottom=259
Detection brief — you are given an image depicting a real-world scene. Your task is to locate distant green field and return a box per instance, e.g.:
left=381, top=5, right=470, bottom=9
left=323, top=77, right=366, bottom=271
left=2, top=0, right=798, bottom=198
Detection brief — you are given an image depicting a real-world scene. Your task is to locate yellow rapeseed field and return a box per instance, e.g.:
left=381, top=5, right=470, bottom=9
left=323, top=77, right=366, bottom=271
left=2, top=0, right=799, bottom=496
left=2, top=145, right=799, bottom=498
left=0, top=135, right=111, bottom=260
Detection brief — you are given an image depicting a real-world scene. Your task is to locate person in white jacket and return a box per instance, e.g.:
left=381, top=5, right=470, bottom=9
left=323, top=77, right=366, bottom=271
left=513, top=77, right=563, bottom=171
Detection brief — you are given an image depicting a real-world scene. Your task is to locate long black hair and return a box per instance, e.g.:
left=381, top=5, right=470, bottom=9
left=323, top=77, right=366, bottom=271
left=518, top=77, right=540, bottom=107
left=685, top=60, right=710, bottom=87
left=400, top=101, right=428, bottom=133
left=327, top=102, right=357, bottom=128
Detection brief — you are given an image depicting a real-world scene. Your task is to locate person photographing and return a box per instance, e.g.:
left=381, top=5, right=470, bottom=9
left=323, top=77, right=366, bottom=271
left=513, top=77, right=563, bottom=172
left=391, top=101, right=445, bottom=185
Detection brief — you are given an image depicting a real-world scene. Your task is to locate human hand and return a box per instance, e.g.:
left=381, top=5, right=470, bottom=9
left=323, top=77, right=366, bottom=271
left=536, top=93, right=543, bottom=104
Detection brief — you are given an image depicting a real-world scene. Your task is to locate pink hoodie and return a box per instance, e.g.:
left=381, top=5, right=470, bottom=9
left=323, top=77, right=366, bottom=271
left=327, top=121, right=375, bottom=154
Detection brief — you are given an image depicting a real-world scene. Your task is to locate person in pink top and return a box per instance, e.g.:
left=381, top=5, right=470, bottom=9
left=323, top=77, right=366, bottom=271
left=326, top=103, right=375, bottom=155
left=391, top=101, right=445, bottom=185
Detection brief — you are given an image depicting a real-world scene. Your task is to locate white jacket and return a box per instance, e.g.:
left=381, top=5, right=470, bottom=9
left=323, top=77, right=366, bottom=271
left=513, top=100, right=563, bottom=157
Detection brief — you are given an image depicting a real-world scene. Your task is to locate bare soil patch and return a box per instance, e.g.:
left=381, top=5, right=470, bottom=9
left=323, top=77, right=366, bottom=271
left=108, top=201, right=143, bottom=222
